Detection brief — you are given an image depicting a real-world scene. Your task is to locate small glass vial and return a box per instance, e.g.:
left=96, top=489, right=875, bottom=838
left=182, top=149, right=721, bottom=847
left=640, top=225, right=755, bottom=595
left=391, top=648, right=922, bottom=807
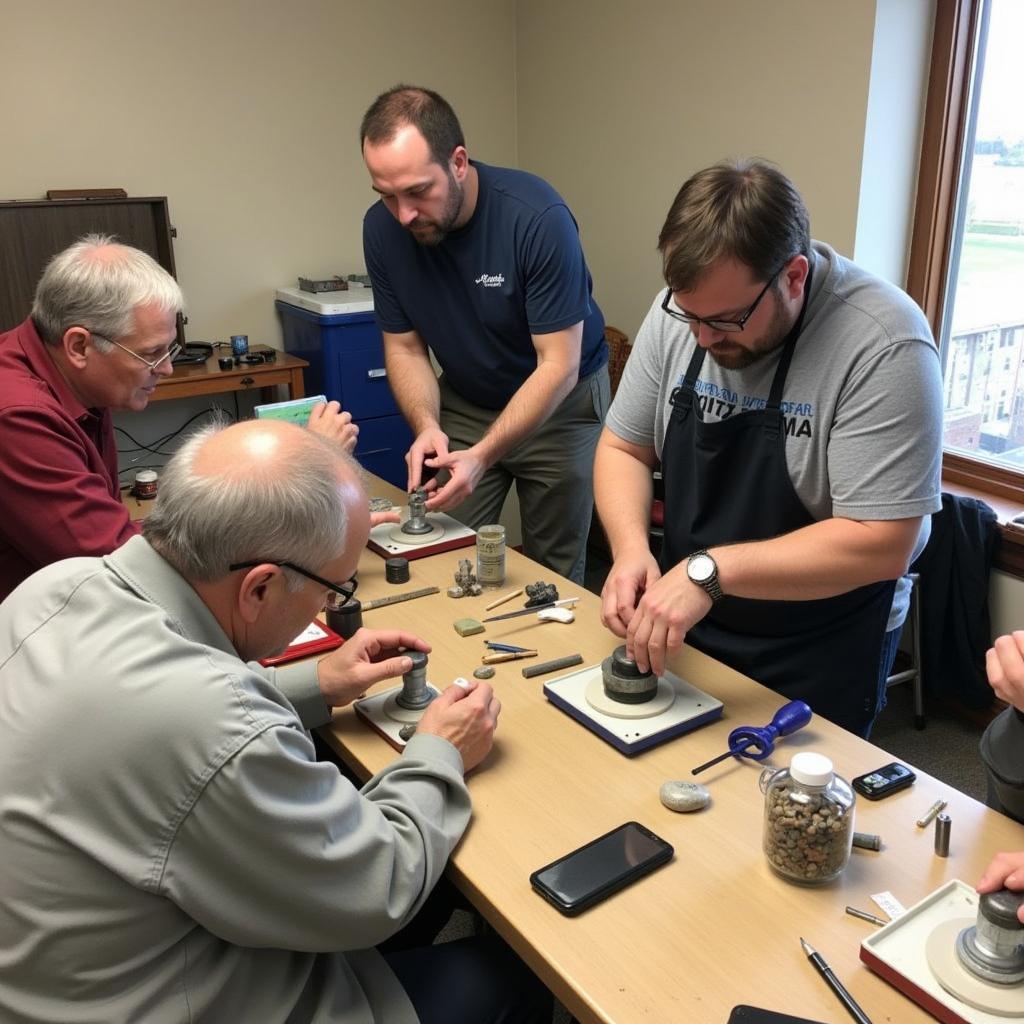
left=475, top=524, right=506, bottom=588
left=133, top=469, right=159, bottom=499
left=759, top=752, right=855, bottom=885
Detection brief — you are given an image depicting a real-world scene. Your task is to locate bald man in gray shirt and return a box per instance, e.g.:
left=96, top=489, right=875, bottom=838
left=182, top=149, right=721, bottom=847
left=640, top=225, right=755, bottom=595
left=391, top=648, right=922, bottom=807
left=0, top=419, right=549, bottom=1024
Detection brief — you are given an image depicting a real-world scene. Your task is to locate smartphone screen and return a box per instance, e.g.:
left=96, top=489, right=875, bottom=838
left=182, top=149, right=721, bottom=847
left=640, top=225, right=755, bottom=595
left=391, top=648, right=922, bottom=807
left=530, top=822, right=673, bottom=915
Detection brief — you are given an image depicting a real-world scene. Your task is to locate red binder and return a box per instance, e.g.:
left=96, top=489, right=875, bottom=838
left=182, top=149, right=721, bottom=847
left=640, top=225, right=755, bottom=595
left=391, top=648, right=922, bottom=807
left=259, top=620, right=343, bottom=667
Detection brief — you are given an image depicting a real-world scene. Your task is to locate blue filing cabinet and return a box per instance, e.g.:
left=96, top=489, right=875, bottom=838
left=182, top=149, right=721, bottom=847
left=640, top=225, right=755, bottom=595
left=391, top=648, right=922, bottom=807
left=275, top=287, right=412, bottom=488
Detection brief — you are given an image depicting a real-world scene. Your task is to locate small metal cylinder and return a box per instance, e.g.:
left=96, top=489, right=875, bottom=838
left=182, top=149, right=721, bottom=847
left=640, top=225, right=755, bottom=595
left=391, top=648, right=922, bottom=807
left=385, top=557, right=410, bottom=584
left=934, top=812, right=951, bottom=857
left=852, top=832, right=882, bottom=852
left=396, top=651, right=432, bottom=710
left=402, top=489, right=432, bottom=535
left=325, top=597, right=362, bottom=639
left=601, top=645, right=657, bottom=704
left=955, top=889, right=1024, bottom=983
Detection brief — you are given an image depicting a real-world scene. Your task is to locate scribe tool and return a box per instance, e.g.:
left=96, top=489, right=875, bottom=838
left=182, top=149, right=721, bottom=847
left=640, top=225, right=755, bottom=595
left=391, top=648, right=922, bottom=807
left=690, top=699, right=813, bottom=775
left=481, top=597, right=579, bottom=623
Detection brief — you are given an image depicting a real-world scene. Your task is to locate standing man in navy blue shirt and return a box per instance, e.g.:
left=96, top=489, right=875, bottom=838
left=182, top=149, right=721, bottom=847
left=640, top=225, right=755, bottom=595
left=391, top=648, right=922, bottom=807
left=360, top=85, right=608, bottom=583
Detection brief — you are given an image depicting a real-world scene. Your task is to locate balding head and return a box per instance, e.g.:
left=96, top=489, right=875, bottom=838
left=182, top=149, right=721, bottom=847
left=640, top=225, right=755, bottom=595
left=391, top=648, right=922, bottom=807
left=143, top=419, right=368, bottom=586
left=31, top=233, right=183, bottom=347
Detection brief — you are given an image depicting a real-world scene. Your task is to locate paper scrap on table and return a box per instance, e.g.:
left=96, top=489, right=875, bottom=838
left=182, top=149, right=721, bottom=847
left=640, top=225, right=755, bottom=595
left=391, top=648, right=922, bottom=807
left=870, top=891, right=906, bottom=920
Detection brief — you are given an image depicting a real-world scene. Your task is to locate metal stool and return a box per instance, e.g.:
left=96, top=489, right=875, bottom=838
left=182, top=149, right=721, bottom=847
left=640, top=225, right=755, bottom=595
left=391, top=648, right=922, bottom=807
left=886, top=572, right=925, bottom=730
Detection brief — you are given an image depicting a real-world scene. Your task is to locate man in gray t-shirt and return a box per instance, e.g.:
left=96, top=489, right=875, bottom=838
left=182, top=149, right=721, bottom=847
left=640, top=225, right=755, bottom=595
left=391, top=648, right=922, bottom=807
left=596, top=160, right=942, bottom=736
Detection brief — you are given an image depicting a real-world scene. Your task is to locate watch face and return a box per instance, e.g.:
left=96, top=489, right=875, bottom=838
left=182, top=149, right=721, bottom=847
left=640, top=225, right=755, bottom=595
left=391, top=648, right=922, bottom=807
left=689, top=554, right=715, bottom=583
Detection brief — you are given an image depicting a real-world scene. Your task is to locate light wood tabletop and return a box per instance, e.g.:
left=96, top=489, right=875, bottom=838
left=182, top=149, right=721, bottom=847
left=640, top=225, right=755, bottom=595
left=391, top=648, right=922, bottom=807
left=153, top=348, right=307, bottom=403
left=319, top=474, right=1024, bottom=1024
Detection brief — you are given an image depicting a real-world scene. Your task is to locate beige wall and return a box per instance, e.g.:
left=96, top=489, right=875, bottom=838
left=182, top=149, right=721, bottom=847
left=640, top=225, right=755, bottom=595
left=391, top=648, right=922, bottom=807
left=514, top=0, right=886, bottom=338
left=1, top=0, right=517, bottom=346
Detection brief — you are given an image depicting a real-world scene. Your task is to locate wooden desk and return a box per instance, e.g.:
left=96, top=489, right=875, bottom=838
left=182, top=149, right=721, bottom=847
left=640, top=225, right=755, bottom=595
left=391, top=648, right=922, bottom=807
left=153, top=350, right=307, bottom=404
left=322, top=476, right=1024, bottom=1024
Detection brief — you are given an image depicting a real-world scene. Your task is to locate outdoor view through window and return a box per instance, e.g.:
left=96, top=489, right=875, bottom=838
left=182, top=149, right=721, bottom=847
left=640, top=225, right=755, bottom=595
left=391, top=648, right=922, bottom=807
left=942, top=0, right=1024, bottom=471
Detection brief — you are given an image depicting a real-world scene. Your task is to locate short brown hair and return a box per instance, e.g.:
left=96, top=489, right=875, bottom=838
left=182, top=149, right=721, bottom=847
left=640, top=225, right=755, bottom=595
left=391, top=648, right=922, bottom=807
left=360, top=85, right=464, bottom=168
left=658, top=159, right=810, bottom=291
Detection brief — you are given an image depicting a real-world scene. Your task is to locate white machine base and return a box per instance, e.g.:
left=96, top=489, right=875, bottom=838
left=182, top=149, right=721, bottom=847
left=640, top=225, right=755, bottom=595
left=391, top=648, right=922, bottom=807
left=861, top=879, right=1024, bottom=1023
left=543, top=663, right=723, bottom=756
left=366, top=511, right=475, bottom=560
left=354, top=684, right=441, bottom=751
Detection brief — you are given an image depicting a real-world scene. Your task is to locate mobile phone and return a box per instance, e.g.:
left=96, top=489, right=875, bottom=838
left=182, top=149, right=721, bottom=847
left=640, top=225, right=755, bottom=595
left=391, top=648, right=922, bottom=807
left=728, top=1007, right=827, bottom=1024
left=851, top=761, right=916, bottom=800
left=529, top=821, right=673, bottom=916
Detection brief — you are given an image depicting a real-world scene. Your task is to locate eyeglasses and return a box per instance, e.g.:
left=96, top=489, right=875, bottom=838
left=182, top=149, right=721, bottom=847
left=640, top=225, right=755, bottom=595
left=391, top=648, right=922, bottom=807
left=85, top=329, right=181, bottom=371
left=661, top=260, right=789, bottom=334
left=229, top=561, right=359, bottom=605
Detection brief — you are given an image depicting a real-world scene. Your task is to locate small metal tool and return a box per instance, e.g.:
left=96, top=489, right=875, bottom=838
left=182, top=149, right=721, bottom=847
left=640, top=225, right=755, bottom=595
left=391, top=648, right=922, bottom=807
left=481, top=597, right=579, bottom=623
left=845, top=906, right=887, bottom=927
left=916, top=798, right=947, bottom=828
left=360, top=586, right=440, bottom=611
left=690, top=700, right=813, bottom=775
left=934, top=812, right=951, bottom=857
left=485, top=641, right=531, bottom=653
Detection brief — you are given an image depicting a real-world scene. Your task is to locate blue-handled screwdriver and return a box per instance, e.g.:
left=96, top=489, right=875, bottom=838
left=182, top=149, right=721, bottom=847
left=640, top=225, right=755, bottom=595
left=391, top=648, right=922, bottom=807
left=690, top=700, right=813, bottom=775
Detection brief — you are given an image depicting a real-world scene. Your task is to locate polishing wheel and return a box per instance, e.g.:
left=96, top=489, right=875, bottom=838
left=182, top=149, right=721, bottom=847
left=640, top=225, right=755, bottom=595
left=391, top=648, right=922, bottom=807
left=925, top=918, right=1024, bottom=1017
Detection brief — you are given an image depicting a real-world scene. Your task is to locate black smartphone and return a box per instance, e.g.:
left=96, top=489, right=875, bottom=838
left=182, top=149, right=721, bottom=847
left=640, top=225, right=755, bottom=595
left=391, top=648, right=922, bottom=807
left=529, top=821, right=673, bottom=916
left=728, top=1007, right=827, bottom=1024
left=852, top=761, right=916, bottom=800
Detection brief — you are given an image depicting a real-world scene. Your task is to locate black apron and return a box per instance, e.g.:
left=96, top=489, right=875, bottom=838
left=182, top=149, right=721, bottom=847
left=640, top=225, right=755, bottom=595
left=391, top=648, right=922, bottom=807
left=659, top=279, right=895, bottom=736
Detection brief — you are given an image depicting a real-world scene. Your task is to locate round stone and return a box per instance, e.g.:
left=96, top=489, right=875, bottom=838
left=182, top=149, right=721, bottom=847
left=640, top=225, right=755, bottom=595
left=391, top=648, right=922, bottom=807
left=398, top=724, right=417, bottom=742
left=473, top=666, right=496, bottom=680
left=659, top=780, right=711, bottom=813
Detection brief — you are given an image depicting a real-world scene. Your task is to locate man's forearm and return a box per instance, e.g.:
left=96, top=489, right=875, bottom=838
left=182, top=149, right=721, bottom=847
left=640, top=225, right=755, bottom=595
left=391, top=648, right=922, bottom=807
left=473, top=361, right=577, bottom=465
left=384, top=345, right=442, bottom=434
left=713, top=517, right=921, bottom=601
left=594, top=440, right=655, bottom=558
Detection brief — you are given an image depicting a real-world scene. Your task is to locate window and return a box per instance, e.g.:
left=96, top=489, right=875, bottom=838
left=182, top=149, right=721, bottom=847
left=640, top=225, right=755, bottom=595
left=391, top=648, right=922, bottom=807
left=909, top=0, right=1024, bottom=501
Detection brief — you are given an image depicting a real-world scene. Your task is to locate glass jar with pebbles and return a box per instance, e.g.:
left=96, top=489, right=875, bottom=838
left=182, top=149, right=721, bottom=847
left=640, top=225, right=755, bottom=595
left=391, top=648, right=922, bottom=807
left=759, top=752, right=855, bottom=885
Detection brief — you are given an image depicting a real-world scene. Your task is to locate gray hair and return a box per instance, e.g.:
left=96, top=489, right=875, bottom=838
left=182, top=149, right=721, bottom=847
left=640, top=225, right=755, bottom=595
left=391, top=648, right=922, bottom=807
left=142, top=421, right=353, bottom=591
left=31, top=233, right=183, bottom=347
left=658, top=159, right=810, bottom=292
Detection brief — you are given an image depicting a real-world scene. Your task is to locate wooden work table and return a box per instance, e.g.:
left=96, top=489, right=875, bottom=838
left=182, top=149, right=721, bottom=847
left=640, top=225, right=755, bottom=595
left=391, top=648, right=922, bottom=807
left=153, top=348, right=307, bottom=403
left=321, top=475, right=1024, bottom=1024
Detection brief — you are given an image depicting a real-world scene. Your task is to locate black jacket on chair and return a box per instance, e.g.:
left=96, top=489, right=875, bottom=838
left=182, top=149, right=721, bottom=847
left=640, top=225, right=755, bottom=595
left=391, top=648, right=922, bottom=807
left=910, top=492, right=999, bottom=709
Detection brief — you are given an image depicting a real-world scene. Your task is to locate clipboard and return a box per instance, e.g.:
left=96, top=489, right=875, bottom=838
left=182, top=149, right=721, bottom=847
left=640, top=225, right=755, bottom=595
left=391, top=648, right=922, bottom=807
left=259, top=620, right=343, bottom=667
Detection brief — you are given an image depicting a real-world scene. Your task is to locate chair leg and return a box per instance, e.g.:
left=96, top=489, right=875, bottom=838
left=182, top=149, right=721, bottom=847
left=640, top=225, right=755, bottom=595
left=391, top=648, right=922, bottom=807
left=910, top=574, right=925, bottom=730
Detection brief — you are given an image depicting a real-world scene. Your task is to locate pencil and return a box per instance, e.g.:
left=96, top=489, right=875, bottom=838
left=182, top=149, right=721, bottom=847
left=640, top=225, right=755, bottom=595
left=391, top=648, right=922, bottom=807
left=484, top=587, right=524, bottom=612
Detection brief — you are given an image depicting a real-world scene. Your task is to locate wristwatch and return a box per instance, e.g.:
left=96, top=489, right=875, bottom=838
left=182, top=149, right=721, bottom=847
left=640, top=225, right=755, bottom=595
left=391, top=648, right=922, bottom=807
left=686, top=549, right=723, bottom=602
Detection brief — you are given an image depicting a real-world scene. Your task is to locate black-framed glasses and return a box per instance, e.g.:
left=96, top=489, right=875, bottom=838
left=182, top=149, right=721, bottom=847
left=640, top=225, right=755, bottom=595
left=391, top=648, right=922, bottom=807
left=661, top=260, right=789, bottom=334
left=229, top=560, right=358, bottom=605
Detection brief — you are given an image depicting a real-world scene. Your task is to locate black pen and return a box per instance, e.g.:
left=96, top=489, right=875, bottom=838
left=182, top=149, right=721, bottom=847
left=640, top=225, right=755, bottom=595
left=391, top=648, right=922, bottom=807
left=799, top=937, right=873, bottom=1024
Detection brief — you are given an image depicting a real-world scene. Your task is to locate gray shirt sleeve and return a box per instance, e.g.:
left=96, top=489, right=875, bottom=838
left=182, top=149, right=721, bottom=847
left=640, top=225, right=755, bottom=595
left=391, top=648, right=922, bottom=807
left=160, top=729, right=469, bottom=952
left=827, top=337, right=943, bottom=521
left=605, top=295, right=666, bottom=450
left=262, top=659, right=331, bottom=729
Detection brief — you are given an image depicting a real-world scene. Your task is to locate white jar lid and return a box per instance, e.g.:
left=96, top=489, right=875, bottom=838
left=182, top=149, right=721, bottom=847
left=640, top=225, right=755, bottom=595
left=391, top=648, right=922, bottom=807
left=135, top=470, right=158, bottom=483
left=790, top=751, right=833, bottom=787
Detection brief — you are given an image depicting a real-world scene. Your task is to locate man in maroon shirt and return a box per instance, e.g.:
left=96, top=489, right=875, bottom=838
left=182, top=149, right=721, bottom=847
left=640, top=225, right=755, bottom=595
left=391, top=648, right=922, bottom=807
left=0, top=235, right=359, bottom=602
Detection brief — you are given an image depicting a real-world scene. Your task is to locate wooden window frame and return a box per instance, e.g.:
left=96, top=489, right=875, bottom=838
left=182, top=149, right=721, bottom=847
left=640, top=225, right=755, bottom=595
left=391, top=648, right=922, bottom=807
left=907, top=0, right=1024, bottom=506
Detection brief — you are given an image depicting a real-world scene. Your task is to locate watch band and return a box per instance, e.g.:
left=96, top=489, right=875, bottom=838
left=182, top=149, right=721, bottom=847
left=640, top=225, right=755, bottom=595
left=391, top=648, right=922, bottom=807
left=688, top=549, right=724, bottom=602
